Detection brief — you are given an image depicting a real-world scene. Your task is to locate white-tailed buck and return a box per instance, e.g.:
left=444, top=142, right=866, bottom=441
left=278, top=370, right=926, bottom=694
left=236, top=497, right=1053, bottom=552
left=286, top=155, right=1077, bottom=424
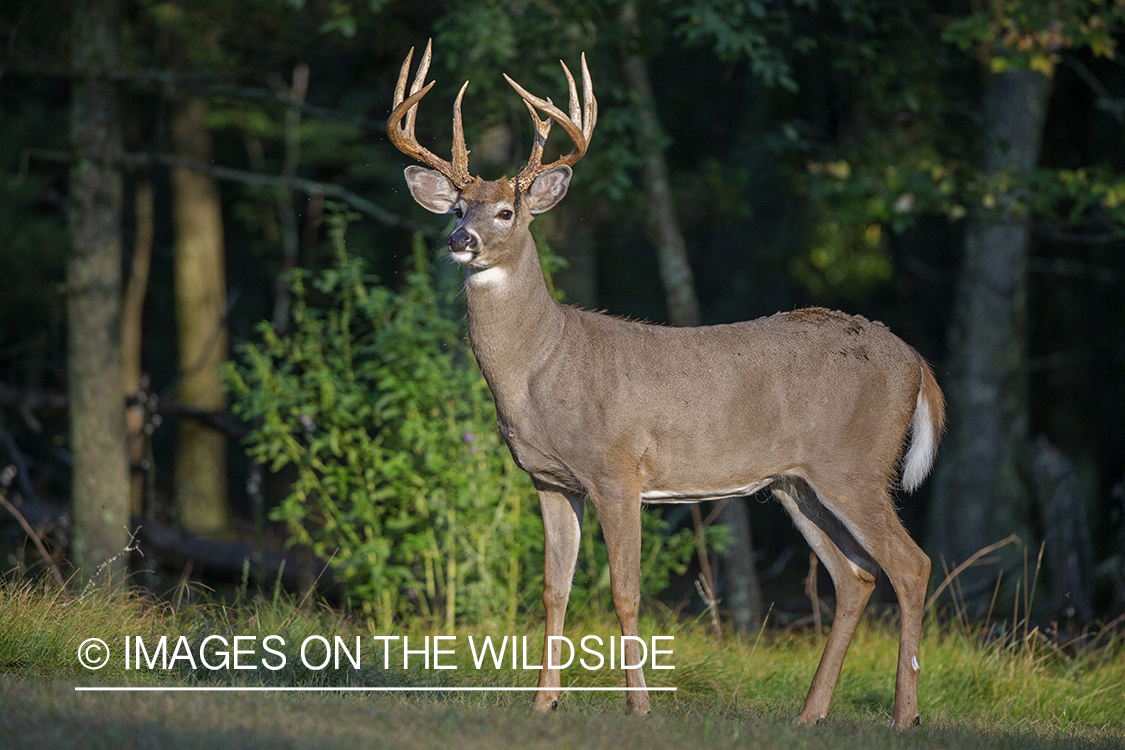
left=388, top=41, right=945, bottom=728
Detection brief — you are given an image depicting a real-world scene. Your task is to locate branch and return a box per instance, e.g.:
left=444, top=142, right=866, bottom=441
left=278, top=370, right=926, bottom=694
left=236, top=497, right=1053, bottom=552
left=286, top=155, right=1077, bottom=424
left=6, top=64, right=386, bottom=131
left=0, top=380, right=248, bottom=439
left=1, top=490, right=340, bottom=598
left=0, top=424, right=47, bottom=507
left=1033, top=221, right=1125, bottom=247
left=0, top=483, right=67, bottom=588
left=186, top=83, right=384, bottom=132
left=21, top=148, right=442, bottom=238
left=1062, top=54, right=1125, bottom=126
left=138, top=523, right=339, bottom=597
left=0, top=380, right=69, bottom=413
left=925, top=534, right=1022, bottom=612
left=152, top=401, right=248, bottom=439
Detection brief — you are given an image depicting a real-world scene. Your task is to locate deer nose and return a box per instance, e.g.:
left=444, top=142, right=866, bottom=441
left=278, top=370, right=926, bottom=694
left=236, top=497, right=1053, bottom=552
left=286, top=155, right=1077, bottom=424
left=449, top=228, right=477, bottom=255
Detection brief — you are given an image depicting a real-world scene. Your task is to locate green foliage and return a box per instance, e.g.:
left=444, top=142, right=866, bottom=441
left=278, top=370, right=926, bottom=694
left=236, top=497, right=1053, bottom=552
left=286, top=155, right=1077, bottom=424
left=943, top=0, right=1124, bottom=76
left=779, top=0, right=1125, bottom=298
left=225, top=211, right=706, bottom=626
left=225, top=211, right=538, bottom=628
left=673, top=0, right=818, bottom=91
left=791, top=218, right=892, bottom=300
left=801, top=152, right=1125, bottom=242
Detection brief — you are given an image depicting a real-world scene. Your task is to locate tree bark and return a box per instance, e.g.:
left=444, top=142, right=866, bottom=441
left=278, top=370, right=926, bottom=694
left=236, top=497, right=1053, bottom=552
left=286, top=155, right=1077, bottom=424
left=271, top=63, right=309, bottom=334
left=170, top=97, right=230, bottom=537
left=1029, top=436, right=1094, bottom=626
left=618, top=1, right=701, bottom=329
left=722, top=500, right=764, bottom=632
left=123, top=176, right=153, bottom=517
left=68, top=0, right=131, bottom=579
left=927, top=70, right=1052, bottom=604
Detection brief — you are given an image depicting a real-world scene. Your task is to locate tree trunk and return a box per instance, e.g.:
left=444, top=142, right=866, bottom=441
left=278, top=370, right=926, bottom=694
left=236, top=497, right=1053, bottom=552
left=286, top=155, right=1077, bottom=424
left=271, top=63, right=309, bottom=334
left=123, top=176, right=153, bottom=517
left=722, top=500, right=764, bottom=632
left=170, top=97, right=230, bottom=537
left=619, top=2, right=762, bottom=630
left=927, top=70, right=1052, bottom=605
left=68, top=0, right=131, bottom=579
left=1029, top=436, right=1094, bottom=627
left=618, top=1, right=701, bottom=329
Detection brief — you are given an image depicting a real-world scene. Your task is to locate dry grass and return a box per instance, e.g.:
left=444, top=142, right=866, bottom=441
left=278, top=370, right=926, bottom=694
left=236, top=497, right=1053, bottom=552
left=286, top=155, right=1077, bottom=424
left=1, top=581, right=1122, bottom=749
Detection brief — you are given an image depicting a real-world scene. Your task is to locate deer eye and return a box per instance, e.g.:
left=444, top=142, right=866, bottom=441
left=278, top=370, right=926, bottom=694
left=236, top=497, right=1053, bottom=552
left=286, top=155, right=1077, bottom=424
left=497, top=209, right=513, bottom=221
left=453, top=207, right=463, bottom=219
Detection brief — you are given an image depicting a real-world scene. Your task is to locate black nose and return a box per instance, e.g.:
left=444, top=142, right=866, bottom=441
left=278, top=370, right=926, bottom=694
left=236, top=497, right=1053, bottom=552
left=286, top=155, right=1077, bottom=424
left=449, top=228, right=476, bottom=254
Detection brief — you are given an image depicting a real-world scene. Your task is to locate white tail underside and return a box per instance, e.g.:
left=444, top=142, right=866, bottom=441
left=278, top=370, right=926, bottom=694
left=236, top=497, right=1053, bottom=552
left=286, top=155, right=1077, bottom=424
left=901, top=383, right=936, bottom=493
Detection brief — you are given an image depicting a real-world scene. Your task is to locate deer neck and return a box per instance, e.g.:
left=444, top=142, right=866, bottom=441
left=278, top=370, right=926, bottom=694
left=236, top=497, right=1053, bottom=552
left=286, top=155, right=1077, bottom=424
left=463, top=232, right=564, bottom=401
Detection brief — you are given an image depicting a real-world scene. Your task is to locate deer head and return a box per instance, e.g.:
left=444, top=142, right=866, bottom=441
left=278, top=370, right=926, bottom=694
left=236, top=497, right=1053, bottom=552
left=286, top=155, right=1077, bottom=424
left=388, top=41, right=596, bottom=275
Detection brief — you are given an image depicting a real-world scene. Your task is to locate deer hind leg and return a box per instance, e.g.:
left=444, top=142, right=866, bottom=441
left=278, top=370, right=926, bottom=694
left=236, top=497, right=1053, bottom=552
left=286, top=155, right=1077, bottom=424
left=591, top=485, right=650, bottom=715
left=773, top=479, right=878, bottom=725
left=533, top=484, right=585, bottom=713
left=809, top=479, right=931, bottom=729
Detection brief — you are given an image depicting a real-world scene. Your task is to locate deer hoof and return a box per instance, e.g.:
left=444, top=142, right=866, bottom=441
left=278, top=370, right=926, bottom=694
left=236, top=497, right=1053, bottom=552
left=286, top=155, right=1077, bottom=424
left=531, top=698, right=558, bottom=714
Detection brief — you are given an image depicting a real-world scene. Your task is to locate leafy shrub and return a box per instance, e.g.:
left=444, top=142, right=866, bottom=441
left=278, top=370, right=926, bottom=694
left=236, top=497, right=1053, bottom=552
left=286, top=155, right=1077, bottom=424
left=225, top=212, right=711, bottom=628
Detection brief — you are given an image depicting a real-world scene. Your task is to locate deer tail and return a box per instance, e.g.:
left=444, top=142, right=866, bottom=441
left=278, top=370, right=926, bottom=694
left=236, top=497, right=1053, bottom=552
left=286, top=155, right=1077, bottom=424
left=901, top=356, right=946, bottom=493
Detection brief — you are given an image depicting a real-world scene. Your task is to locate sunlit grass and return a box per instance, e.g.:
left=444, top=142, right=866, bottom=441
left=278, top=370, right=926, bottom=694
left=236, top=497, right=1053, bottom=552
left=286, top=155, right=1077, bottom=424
left=1, top=580, right=1122, bottom=749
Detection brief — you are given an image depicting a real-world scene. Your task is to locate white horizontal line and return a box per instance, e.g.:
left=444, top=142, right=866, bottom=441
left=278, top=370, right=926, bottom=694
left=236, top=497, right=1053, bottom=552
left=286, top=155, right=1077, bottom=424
left=75, top=686, right=676, bottom=693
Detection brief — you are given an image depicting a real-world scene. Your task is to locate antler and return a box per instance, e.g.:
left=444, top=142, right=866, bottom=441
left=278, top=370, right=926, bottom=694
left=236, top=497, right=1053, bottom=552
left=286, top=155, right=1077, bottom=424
left=506, top=53, right=598, bottom=193
left=387, top=40, right=474, bottom=189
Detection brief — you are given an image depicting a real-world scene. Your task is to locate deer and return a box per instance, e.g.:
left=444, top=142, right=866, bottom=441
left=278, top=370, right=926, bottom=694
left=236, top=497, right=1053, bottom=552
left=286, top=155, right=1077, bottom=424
left=387, top=41, right=945, bottom=729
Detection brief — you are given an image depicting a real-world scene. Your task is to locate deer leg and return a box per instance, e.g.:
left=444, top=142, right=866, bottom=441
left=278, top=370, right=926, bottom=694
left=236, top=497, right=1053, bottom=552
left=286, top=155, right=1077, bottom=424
left=867, top=517, right=929, bottom=729
left=774, top=481, right=878, bottom=725
left=813, top=482, right=931, bottom=729
left=533, top=484, right=584, bottom=713
left=593, top=489, right=650, bottom=715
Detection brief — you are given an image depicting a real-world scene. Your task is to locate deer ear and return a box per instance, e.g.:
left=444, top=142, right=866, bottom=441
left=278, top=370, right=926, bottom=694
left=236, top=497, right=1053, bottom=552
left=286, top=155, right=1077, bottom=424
left=525, top=165, right=572, bottom=215
left=404, top=166, right=459, bottom=214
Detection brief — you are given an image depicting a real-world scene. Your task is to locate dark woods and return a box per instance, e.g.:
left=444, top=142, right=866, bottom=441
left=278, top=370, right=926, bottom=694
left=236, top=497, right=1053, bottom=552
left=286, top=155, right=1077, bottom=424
left=0, top=0, right=1122, bottom=628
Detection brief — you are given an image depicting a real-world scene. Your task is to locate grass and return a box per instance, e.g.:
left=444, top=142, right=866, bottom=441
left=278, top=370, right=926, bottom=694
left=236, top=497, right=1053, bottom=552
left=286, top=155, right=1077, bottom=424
left=0, top=582, right=1123, bottom=749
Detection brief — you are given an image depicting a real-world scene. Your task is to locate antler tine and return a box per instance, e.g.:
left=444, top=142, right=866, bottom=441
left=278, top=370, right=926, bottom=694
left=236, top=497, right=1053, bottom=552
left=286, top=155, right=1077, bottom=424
left=561, top=61, right=580, bottom=132
left=521, top=99, right=553, bottom=175
left=579, top=52, right=597, bottom=138
left=393, top=47, right=413, bottom=110
left=506, top=53, right=598, bottom=191
left=450, top=81, right=473, bottom=187
left=403, top=39, right=433, bottom=138
left=387, top=40, right=474, bottom=188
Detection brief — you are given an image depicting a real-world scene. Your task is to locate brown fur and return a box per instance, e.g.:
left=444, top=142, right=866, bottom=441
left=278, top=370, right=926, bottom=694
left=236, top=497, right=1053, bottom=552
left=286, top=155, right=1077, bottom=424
left=395, top=57, right=943, bottom=727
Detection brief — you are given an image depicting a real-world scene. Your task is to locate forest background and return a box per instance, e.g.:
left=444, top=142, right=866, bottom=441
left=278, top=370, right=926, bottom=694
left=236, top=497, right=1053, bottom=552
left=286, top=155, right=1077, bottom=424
left=0, top=0, right=1122, bottom=633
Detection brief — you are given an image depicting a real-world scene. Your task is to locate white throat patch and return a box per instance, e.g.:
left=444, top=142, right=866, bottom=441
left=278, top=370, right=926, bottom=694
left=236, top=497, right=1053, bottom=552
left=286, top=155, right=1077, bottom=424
left=467, top=266, right=507, bottom=285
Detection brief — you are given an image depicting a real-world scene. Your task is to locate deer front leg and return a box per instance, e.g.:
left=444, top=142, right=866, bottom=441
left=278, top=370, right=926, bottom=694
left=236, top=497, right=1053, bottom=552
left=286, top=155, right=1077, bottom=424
left=594, top=490, right=650, bottom=715
left=533, top=484, right=584, bottom=713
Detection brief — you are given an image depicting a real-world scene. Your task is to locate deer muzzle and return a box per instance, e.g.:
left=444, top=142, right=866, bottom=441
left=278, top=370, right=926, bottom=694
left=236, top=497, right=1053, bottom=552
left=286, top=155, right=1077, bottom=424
left=449, top=227, right=478, bottom=259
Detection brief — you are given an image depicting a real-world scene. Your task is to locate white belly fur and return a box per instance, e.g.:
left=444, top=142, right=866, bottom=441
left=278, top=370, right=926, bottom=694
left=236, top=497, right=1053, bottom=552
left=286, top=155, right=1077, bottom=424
left=640, top=477, right=775, bottom=503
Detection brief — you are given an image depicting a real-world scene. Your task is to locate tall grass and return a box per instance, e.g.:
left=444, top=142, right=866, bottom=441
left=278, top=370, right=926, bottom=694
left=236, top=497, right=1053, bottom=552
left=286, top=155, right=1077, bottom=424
left=2, top=579, right=1121, bottom=734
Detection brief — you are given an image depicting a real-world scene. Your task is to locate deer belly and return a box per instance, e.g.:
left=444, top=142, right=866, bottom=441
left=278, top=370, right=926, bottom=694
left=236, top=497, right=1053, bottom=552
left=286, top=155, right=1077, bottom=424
left=639, top=477, right=776, bottom=503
